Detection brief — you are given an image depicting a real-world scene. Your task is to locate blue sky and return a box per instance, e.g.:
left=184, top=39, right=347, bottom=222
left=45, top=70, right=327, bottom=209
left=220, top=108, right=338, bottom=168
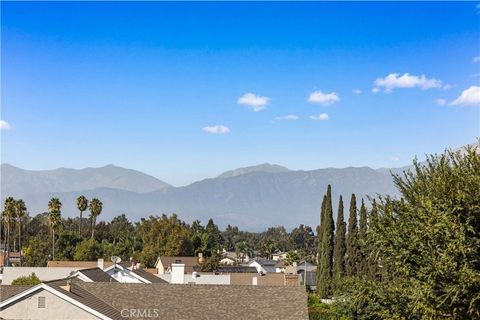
left=2, top=1, right=479, bottom=186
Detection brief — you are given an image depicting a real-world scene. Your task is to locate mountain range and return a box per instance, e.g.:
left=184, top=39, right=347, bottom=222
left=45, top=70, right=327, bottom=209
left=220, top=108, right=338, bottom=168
left=3, top=141, right=478, bottom=230
left=1, top=162, right=405, bottom=230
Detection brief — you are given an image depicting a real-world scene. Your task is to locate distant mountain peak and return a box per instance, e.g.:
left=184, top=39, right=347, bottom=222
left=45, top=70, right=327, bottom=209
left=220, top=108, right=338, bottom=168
left=217, top=163, right=291, bottom=178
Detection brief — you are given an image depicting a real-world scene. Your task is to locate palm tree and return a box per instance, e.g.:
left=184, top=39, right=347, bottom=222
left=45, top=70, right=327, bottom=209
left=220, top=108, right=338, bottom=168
left=76, top=195, right=88, bottom=237
left=48, top=198, right=62, bottom=260
left=14, top=199, right=26, bottom=265
left=2, top=197, right=16, bottom=265
left=89, top=198, right=103, bottom=239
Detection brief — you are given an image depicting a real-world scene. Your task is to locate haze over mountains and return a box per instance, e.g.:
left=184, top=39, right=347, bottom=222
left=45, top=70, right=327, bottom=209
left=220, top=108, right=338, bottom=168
left=4, top=141, right=478, bottom=229
left=1, top=162, right=403, bottom=230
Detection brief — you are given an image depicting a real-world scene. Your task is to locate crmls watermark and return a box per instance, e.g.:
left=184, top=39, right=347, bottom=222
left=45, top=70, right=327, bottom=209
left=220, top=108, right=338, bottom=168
left=121, top=308, right=160, bottom=318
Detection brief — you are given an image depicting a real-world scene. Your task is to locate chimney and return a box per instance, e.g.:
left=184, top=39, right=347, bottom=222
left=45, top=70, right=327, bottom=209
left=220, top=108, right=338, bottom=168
left=252, top=276, right=258, bottom=286
left=171, top=263, right=185, bottom=284
left=136, top=263, right=141, bottom=270
left=97, top=258, right=104, bottom=270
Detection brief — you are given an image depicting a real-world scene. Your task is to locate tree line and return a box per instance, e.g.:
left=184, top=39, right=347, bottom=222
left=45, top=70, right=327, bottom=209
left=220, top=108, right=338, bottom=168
left=312, top=146, right=480, bottom=320
left=1, top=197, right=317, bottom=270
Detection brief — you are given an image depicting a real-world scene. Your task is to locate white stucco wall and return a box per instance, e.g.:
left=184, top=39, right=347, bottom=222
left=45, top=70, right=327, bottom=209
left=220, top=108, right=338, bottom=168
left=1, top=267, right=78, bottom=285
left=1, top=289, right=101, bottom=320
left=158, top=273, right=230, bottom=285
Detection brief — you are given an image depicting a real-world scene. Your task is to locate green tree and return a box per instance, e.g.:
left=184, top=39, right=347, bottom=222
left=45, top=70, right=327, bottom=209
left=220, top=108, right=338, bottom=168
left=76, top=195, right=88, bottom=237
left=22, top=237, right=50, bottom=266
left=47, top=198, right=62, bottom=260
left=358, top=198, right=368, bottom=276
left=11, top=273, right=41, bottom=285
left=55, top=231, right=82, bottom=260
left=74, top=238, right=102, bottom=261
left=285, top=250, right=300, bottom=266
left=88, top=198, right=103, bottom=239
left=317, top=185, right=335, bottom=298
left=345, top=193, right=359, bottom=277
left=339, top=146, right=480, bottom=319
left=333, top=195, right=346, bottom=289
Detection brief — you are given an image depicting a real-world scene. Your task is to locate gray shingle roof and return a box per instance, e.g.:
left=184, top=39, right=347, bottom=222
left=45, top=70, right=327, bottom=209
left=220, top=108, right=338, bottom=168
left=77, top=267, right=118, bottom=282
left=75, top=282, right=309, bottom=320
left=0, top=285, right=34, bottom=301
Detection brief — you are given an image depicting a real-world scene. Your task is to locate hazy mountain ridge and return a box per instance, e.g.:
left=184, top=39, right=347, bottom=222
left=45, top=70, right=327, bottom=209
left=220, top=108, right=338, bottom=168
left=1, top=163, right=399, bottom=229
left=0, top=164, right=171, bottom=196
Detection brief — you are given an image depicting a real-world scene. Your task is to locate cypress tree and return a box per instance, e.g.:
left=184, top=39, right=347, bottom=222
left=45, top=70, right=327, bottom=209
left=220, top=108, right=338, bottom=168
left=367, top=199, right=379, bottom=279
left=358, top=198, right=368, bottom=276
left=316, top=194, right=326, bottom=290
left=333, top=195, right=346, bottom=289
left=345, top=193, right=359, bottom=276
left=317, top=185, right=335, bottom=298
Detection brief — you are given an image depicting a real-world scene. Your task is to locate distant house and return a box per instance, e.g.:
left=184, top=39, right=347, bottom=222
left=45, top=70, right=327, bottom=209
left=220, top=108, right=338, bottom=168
left=297, top=260, right=317, bottom=273
left=272, top=252, right=288, bottom=261
left=155, top=256, right=199, bottom=274
left=0, top=280, right=308, bottom=319
left=220, top=250, right=250, bottom=265
left=70, top=268, right=117, bottom=283
left=1, top=267, right=78, bottom=285
left=249, top=258, right=277, bottom=274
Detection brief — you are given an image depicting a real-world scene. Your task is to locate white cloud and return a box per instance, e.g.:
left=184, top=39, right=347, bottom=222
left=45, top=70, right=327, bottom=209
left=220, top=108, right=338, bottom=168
left=202, top=125, right=230, bottom=134
left=308, top=91, right=340, bottom=106
left=390, top=156, right=400, bottom=162
left=473, top=56, right=480, bottom=63
left=237, top=93, right=270, bottom=112
left=372, top=87, right=380, bottom=93
left=373, top=73, right=443, bottom=93
left=309, top=113, right=329, bottom=121
left=435, top=98, right=447, bottom=106
left=0, top=120, right=11, bottom=130
left=352, top=89, right=362, bottom=94
left=450, top=86, right=480, bottom=106
left=274, top=115, right=299, bottom=121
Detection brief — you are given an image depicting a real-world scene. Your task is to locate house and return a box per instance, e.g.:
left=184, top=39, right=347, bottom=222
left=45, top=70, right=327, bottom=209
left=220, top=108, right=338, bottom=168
left=215, top=266, right=258, bottom=274
left=0, top=280, right=309, bottom=319
left=1, top=267, right=79, bottom=285
left=220, top=250, right=250, bottom=265
left=298, top=270, right=317, bottom=289
left=155, top=256, right=199, bottom=274
left=272, top=252, right=288, bottom=261
left=158, top=263, right=230, bottom=285
left=47, top=260, right=114, bottom=269
left=103, top=263, right=167, bottom=284
left=70, top=268, right=118, bottom=283
left=249, top=258, right=277, bottom=274
left=230, top=273, right=300, bottom=286
left=297, top=260, right=317, bottom=273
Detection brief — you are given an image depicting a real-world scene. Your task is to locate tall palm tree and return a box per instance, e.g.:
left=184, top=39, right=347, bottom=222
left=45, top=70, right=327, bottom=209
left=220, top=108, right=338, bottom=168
left=48, top=198, right=62, bottom=260
left=2, top=197, right=16, bottom=265
left=14, top=199, right=26, bottom=265
left=89, top=198, right=103, bottom=239
left=76, top=195, right=88, bottom=237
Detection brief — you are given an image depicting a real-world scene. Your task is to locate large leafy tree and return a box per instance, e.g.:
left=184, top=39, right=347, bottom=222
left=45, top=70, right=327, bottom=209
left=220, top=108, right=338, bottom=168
left=333, top=195, right=346, bottom=289
left=345, top=193, right=359, bottom=276
left=47, top=198, right=62, bottom=260
left=340, top=146, right=480, bottom=319
left=317, top=185, right=335, bottom=298
left=88, top=198, right=103, bottom=239
left=76, top=195, right=88, bottom=237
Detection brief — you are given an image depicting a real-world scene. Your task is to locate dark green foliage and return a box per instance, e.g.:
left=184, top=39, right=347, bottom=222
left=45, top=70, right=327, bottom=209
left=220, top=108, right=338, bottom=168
left=11, top=273, right=41, bottom=285
left=74, top=238, right=103, bottom=261
left=339, top=146, right=480, bottom=319
left=358, top=198, right=368, bottom=276
left=333, top=195, right=346, bottom=289
left=22, top=237, right=50, bottom=267
left=345, top=193, right=359, bottom=276
left=317, top=185, right=335, bottom=298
